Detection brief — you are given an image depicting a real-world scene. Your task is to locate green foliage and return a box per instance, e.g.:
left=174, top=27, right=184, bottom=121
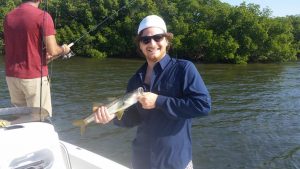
left=86, top=48, right=107, bottom=59
left=287, top=15, right=300, bottom=58
left=0, top=0, right=299, bottom=63
left=0, top=0, right=19, bottom=53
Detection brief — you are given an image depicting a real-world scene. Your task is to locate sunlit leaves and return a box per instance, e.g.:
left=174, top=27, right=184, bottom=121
left=0, top=0, right=299, bottom=63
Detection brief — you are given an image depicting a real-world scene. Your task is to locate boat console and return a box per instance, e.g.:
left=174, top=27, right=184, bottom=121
left=0, top=122, right=68, bottom=169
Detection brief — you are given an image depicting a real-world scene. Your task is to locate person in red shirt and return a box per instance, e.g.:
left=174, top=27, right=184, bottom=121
left=3, top=0, right=71, bottom=116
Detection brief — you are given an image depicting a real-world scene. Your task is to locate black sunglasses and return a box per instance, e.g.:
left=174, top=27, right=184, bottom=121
left=139, top=34, right=166, bottom=44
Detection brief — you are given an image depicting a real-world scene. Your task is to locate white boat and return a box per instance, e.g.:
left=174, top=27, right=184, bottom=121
left=0, top=107, right=129, bottom=169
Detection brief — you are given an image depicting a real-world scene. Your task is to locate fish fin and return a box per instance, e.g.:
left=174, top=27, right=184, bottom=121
left=72, top=119, right=87, bottom=136
left=116, top=110, right=125, bottom=120
left=80, top=125, right=86, bottom=136
left=92, top=102, right=105, bottom=112
left=92, top=106, right=98, bottom=112
left=72, top=119, right=85, bottom=127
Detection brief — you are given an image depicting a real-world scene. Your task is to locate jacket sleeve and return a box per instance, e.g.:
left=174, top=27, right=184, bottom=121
left=155, top=62, right=211, bottom=119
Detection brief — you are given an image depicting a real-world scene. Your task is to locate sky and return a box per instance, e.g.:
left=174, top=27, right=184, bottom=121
left=219, top=0, right=300, bottom=17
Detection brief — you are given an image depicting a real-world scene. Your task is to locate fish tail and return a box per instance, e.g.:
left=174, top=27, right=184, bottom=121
left=72, top=119, right=89, bottom=136
left=72, top=119, right=86, bottom=127
left=80, top=125, right=86, bottom=136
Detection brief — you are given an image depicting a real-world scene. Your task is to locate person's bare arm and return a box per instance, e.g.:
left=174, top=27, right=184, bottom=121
left=44, top=35, right=70, bottom=63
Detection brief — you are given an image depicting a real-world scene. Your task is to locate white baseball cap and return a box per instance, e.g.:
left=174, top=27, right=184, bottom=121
left=137, top=15, right=167, bottom=34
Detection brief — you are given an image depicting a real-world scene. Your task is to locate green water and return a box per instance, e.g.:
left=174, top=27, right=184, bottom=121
left=1, top=57, right=299, bottom=169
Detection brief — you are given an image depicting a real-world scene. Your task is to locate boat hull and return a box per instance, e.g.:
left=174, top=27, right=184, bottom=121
left=0, top=122, right=129, bottom=169
left=61, top=141, right=129, bottom=169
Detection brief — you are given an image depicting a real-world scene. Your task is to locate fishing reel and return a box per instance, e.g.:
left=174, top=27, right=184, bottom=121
left=61, top=42, right=75, bottom=60
left=62, top=50, right=75, bottom=59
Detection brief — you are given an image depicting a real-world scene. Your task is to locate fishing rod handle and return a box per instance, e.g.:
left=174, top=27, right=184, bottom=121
left=67, top=42, right=74, bottom=48
left=62, top=42, right=75, bottom=59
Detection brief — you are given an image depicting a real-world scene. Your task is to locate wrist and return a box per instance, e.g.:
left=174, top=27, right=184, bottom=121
left=61, top=45, right=66, bottom=55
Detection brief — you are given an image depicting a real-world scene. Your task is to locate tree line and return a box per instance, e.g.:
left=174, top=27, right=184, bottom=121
left=1, top=0, right=299, bottom=64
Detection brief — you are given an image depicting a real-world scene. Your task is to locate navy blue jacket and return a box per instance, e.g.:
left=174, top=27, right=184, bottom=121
left=114, top=54, right=211, bottom=169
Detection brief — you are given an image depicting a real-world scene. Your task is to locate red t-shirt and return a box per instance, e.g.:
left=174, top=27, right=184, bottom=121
left=4, top=3, right=56, bottom=78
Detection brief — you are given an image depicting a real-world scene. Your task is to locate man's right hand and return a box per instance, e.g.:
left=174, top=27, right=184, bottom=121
left=94, top=106, right=116, bottom=124
left=61, top=44, right=71, bottom=55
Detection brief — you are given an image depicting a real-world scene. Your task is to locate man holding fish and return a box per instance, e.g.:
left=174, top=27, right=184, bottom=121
left=94, top=15, right=211, bottom=169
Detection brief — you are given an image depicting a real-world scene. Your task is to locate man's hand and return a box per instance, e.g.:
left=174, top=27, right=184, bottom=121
left=94, top=106, right=116, bottom=124
left=138, top=92, right=158, bottom=109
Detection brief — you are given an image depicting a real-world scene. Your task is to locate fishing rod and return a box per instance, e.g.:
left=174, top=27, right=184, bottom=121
left=52, top=0, right=137, bottom=61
